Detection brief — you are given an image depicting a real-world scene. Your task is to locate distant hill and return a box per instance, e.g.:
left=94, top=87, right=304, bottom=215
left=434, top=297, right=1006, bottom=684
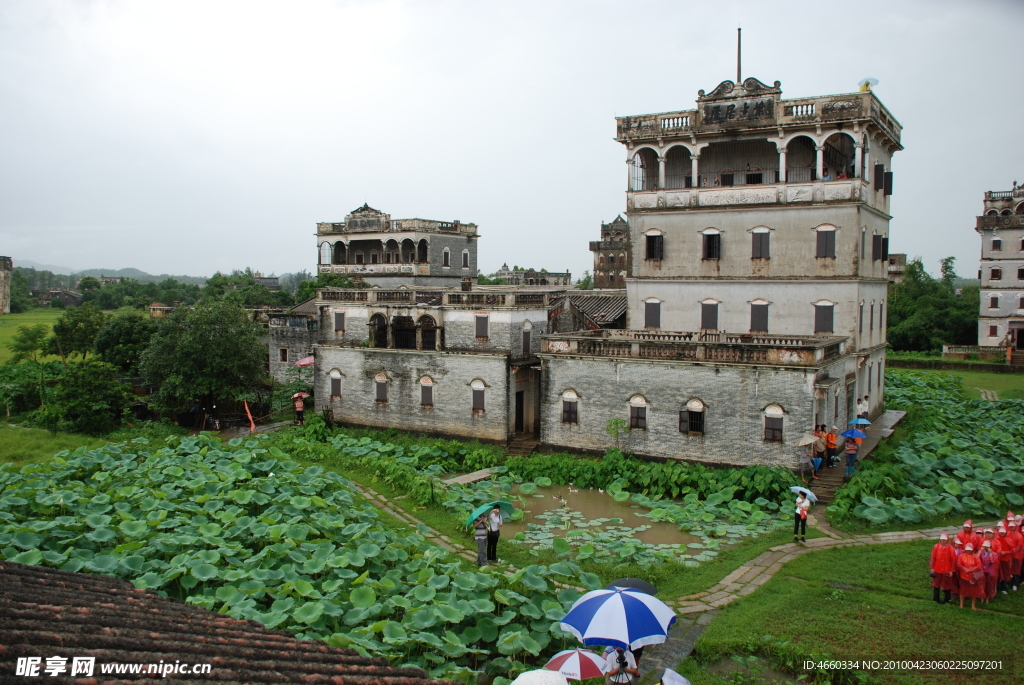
left=13, top=259, right=76, bottom=274
left=72, top=268, right=207, bottom=285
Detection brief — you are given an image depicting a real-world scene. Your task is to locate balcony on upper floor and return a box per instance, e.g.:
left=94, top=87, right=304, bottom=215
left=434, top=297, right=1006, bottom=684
left=589, top=240, right=630, bottom=251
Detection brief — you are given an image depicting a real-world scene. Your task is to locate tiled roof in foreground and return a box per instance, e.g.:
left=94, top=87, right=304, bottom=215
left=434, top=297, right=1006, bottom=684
left=0, top=561, right=454, bottom=685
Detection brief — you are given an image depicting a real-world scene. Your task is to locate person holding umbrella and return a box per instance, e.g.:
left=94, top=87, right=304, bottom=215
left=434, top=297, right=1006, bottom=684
left=473, top=513, right=489, bottom=567
left=465, top=501, right=514, bottom=566
left=793, top=490, right=811, bottom=543
left=487, top=505, right=503, bottom=564
left=292, top=392, right=309, bottom=426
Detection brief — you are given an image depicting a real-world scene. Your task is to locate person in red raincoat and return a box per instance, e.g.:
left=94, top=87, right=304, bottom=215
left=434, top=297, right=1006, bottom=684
left=955, top=519, right=981, bottom=550
left=929, top=532, right=956, bottom=604
left=979, top=539, right=999, bottom=604
left=994, top=526, right=1013, bottom=594
left=957, top=543, right=983, bottom=610
left=1008, top=519, right=1023, bottom=590
left=951, top=539, right=963, bottom=598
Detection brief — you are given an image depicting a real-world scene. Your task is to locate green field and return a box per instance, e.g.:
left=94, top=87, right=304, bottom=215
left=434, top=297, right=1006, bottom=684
left=0, top=425, right=107, bottom=468
left=0, top=309, right=63, bottom=364
left=901, top=367, right=1024, bottom=400
left=690, top=540, right=1024, bottom=685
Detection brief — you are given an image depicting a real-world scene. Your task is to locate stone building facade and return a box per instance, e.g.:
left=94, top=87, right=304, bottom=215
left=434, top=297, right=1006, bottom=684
left=976, top=185, right=1024, bottom=350
left=495, top=265, right=572, bottom=286
left=589, top=216, right=631, bottom=289
left=268, top=298, right=318, bottom=384
left=317, top=204, right=478, bottom=288
left=537, top=76, right=902, bottom=465
left=0, top=256, right=11, bottom=315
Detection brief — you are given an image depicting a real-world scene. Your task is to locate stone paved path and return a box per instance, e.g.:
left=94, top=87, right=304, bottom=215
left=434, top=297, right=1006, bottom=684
left=979, top=389, right=999, bottom=401
left=344, top=477, right=1004, bottom=682
left=443, top=467, right=499, bottom=485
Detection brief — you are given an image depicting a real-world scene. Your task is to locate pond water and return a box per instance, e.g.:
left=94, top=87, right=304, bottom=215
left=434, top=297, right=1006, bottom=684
left=501, top=485, right=700, bottom=547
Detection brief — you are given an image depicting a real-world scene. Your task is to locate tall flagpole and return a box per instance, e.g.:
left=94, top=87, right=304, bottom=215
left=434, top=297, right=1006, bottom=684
left=737, top=27, right=742, bottom=84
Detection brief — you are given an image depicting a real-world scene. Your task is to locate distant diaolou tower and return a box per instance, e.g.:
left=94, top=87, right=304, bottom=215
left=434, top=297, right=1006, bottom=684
left=976, top=184, right=1024, bottom=353
left=0, top=257, right=13, bottom=314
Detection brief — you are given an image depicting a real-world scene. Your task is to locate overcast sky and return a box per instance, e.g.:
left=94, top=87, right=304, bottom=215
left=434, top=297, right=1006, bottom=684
left=1, top=0, right=1022, bottom=280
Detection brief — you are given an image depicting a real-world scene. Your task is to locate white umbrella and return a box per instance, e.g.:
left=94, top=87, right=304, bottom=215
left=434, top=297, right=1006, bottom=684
left=661, top=668, right=692, bottom=685
left=511, top=670, right=569, bottom=685
left=795, top=435, right=816, bottom=447
left=790, top=486, right=817, bottom=502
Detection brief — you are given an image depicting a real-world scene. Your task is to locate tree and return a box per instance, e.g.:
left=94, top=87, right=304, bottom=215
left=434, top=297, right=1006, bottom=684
left=887, top=257, right=979, bottom=351
left=140, top=300, right=268, bottom=413
left=295, top=273, right=355, bottom=302
left=7, top=324, right=51, bottom=407
left=77, top=276, right=102, bottom=292
left=47, top=303, right=106, bottom=363
left=47, top=360, right=132, bottom=435
left=94, top=313, right=159, bottom=374
left=575, top=270, right=594, bottom=290
left=8, top=270, right=34, bottom=313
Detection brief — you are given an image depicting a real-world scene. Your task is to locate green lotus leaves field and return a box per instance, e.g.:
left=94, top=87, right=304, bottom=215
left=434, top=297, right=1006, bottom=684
left=0, top=435, right=594, bottom=681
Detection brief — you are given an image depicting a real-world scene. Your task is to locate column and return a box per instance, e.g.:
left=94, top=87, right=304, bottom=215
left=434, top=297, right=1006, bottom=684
left=690, top=154, right=699, bottom=187
left=778, top=147, right=787, bottom=183
left=854, top=143, right=863, bottom=179
left=815, top=145, right=824, bottom=181
left=658, top=155, right=666, bottom=190
left=626, top=158, right=634, bottom=191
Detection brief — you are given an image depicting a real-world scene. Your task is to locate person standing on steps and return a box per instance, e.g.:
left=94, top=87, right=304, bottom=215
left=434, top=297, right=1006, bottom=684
left=855, top=397, right=865, bottom=419
left=486, top=505, right=503, bottom=565
left=473, top=514, right=488, bottom=567
left=825, top=426, right=839, bottom=467
left=794, top=492, right=810, bottom=543
left=929, top=532, right=956, bottom=604
left=862, top=395, right=871, bottom=419
left=843, top=438, right=859, bottom=481
left=812, top=427, right=826, bottom=478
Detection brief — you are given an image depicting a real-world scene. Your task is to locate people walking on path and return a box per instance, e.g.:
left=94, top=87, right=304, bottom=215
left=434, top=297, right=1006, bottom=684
left=486, top=505, right=503, bottom=564
left=793, top=492, right=810, bottom=543
left=929, top=532, right=956, bottom=604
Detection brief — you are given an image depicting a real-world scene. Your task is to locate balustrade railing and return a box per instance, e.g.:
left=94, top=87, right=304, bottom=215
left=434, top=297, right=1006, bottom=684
left=376, top=291, right=411, bottom=302
left=321, top=290, right=368, bottom=302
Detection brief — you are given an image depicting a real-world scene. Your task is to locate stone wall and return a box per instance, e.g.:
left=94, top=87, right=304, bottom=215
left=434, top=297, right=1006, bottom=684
left=0, top=256, right=11, bottom=315
left=314, top=346, right=512, bottom=442
left=268, top=325, right=317, bottom=383
left=539, top=355, right=850, bottom=467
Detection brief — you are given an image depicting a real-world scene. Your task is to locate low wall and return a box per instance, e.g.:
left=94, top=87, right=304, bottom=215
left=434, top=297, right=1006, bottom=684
left=886, top=359, right=1024, bottom=374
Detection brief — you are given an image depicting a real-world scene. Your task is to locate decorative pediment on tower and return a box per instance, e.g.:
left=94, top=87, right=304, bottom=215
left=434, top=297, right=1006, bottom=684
left=698, top=78, right=782, bottom=102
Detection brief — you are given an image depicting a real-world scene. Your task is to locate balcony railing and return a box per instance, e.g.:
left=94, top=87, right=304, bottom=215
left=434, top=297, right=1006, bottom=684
left=541, top=330, right=846, bottom=367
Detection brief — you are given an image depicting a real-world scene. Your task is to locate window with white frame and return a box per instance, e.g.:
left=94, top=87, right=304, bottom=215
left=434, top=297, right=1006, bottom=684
left=375, top=373, right=388, bottom=403
left=702, top=229, right=721, bottom=260
left=644, top=299, right=661, bottom=328
left=420, top=376, right=433, bottom=407
left=462, top=250, right=470, bottom=268
left=751, top=227, right=770, bottom=259
left=815, top=226, right=836, bottom=259
left=562, top=390, right=578, bottom=424
left=443, top=248, right=451, bottom=267
left=329, top=369, right=342, bottom=398
left=814, top=300, right=835, bottom=334
left=679, top=399, right=705, bottom=435
left=750, top=300, right=769, bottom=332
left=629, top=395, right=647, bottom=429
left=763, top=404, right=784, bottom=442
left=471, top=379, right=486, bottom=412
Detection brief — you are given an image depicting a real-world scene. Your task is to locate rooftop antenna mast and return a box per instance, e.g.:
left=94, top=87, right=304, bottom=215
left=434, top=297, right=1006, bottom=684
left=736, top=27, right=742, bottom=83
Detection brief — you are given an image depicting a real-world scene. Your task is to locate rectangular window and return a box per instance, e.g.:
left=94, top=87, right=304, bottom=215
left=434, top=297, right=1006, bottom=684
left=562, top=401, right=578, bottom=424
left=816, top=230, right=836, bottom=258
left=870, top=303, right=874, bottom=330
left=702, top=234, right=721, bottom=260
left=764, top=417, right=783, bottom=442
left=861, top=231, right=866, bottom=260
left=990, top=296, right=1000, bottom=308
left=1020, top=296, right=1024, bottom=309
left=859, top=303, right=864, bottom=333
left=680, top=410, right=704, bottom=435
left=646, top=234, right=664, bottom=260
left=278, top=348, right=288, bottom=362
left=1018, top=267, right=1024, bottom=280
left=330, top=377, right=341, bottom=397
left=355, top=252, right=364, bottom=264
left=421, top=385, right=433, bottom=407
left=443, top=250, right=451, bottom=267
left=992, top=268, right=1002, bottom=280
left=720, top=173, right=734, bottom=186
left=878, top=362, right=883, bottom=389
left=872, top=234, right=883, bottom=261
left=522, top=330, right=531, bottom=356
left=882, top=237, right=889, bottom=260
left=750, top=303, right=768, bottom=332
left=883, top=171, right=893, bottom=196
left=814, top=304, right=834, bottom=334
left=371, top=252, right=379, bottom=264
left=992, top=239, right=1002, bottom=251
left=334, top=312, right=345, bottom=332
left=473, top=389, right=485, bottom=412
left=752, top=232, right=770, bottom=259
left=868, top=365, right=873, bottom=390
left=701, top=302, right=719, bottom=330
left=609, top=255, right=616, bottom=264
left=376, top=381, right=388, bottom=403
left=475, top=315, right=489, bottom=338
left=629, top=406, right=646, bottom=429
left=745, top=172, right=762, bottom=185
left=645, top=301, right=661, bottom=328
left=874, top=164, right=885, bottom=190
left=880, top=303, right=885, bottom=329
left=462, top=251, right=469, bottom=268
left=989, top=325, right=999, bottom=337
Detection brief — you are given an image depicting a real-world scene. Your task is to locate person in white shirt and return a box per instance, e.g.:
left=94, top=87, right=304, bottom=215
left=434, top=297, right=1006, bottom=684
left=794, top=493, right=811, bottom=543
left=862, top=395, right=871, bottom=419
left=855, top=398, right=864, bottom=419
left=605, top=648, right=638, bottom=685
left=486, top=507, right=502, bottom=564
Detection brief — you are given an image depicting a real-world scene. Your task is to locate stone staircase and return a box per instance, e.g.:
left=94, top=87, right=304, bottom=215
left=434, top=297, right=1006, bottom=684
left=506, top=433, right=540, bottom=457
left=811, top=410, right=906, bottom=508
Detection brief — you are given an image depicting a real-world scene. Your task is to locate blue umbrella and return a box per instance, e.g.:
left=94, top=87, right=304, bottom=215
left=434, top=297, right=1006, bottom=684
left=848, top=418, right=872, bottom=425
left=841, top=429, right=866, bottom=439
left=560, top=587, right=676, bottom=650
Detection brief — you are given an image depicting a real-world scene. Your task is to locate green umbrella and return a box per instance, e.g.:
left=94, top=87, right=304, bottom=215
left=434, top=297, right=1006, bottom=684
left=466, top=500, right=515, bottom=527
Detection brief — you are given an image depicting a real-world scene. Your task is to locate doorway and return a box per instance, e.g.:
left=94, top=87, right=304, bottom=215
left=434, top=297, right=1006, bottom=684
left=515, top=391, right=524, bottom=432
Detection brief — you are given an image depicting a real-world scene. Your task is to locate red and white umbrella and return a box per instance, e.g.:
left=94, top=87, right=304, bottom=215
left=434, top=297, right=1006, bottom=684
left=293, top=355, right=315, bottom=367
left=543, top=649, right=607, bottom=680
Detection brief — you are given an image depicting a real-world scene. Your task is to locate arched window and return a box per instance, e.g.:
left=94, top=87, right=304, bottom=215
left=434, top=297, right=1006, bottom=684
left=319, top=242, right=332, bottom=265
left=680, top=398, right=705, bottom=435
left=417, top=239, right=429, bottom=263
left=562, top=389, right=578, bottom=424
left=751, top=227, right=771, bottom=259
left=629, top=395, right=647, bottom=430
left=329, top=369, right=342, bottom=398
left=631, top=148, right=659, bottom=191
left=822, top=132, right=855, bottom=179
left=419, top=376, right=434, bottom=407
left=763, top=404, right=784, bottom=442
left=664, top=146, right=692, bottom=188
left=701, top=228, right=722, bottom=260
left=522, top=320, right=533, bottom=356
left=471, top=379, right=486, bottom=413
left=700, top=298, right=719, bottom=331
left=374, top=373, right=388, bottom=403
left=369, top=314, right=388, bottom=348
left=418, top=315, right=437, bottom=350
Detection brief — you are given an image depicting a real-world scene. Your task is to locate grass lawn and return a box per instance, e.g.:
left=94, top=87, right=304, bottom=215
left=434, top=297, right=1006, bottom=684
left=901, top=368, right=1024, bottom=400
left=0, top=309, right=63, bottom=364
left=0, top=425, right=107, bottom=468
left=690, top=540, right=1024, bottom=685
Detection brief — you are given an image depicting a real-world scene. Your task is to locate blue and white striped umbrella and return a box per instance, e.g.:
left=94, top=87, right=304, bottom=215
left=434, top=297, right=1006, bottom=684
left=559, top=587, right=676, bottom=650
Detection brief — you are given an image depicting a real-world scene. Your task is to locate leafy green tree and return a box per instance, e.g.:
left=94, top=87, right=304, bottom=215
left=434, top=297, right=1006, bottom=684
left=140, top=300, right=268, bottom=412
left=8, top=270, right=35, bottom=313
left=47, top=360, right=132, bottom=435
left=224, top=284, right=295, bottom=307
left=77, top=276, right=102, bottom=292
left=575, top=270, right=594, bottom=290
left=94, top=313, right=159, bottom=374
left=7, top=324, right=52, bottom=407
left=887, top=257, right=979, bottom=351
left=295, top=273, right=355, bottom=302
left=47, top=303, right=106, bottom=363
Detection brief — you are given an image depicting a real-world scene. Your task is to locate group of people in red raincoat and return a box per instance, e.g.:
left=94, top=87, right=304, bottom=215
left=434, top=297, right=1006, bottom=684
left=929, top=515, right=1024, bottom=610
